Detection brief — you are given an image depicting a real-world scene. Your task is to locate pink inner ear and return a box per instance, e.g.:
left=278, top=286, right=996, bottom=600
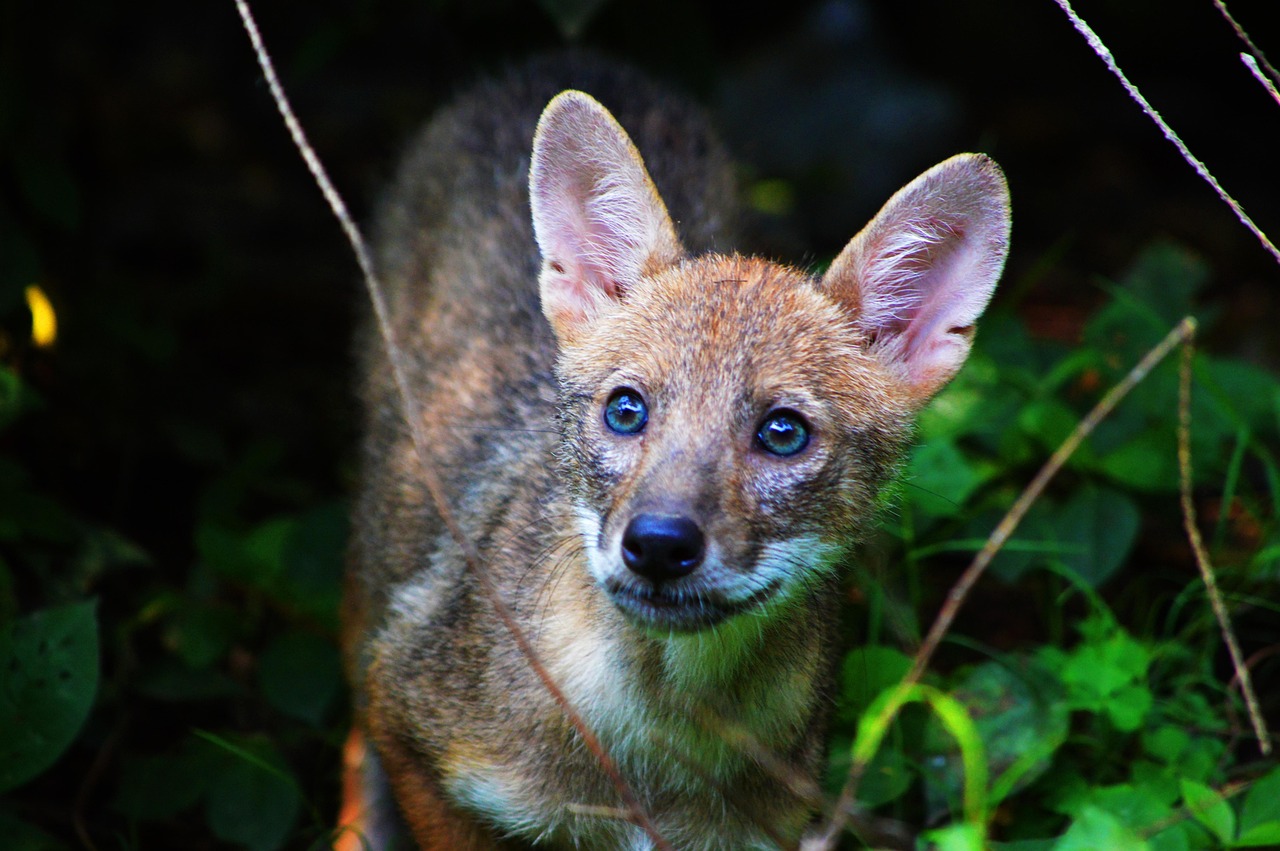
left=888, top=232, right=995, bottom=388
left=530, top=91, right=683, bottom=341
left=826, top=154, right=1010, bottom=400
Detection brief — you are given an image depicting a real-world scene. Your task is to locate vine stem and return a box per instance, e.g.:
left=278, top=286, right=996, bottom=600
left=229, top=2, right=671, bottom=847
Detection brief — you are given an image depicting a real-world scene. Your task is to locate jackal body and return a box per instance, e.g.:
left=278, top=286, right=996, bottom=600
left=344, top=59, right=1010, bottom=850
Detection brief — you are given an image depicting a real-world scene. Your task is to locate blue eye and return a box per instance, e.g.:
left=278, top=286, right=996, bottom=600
left=604, top=388, right=648, bottom=435
left=757, top=409, right=809, bottom=456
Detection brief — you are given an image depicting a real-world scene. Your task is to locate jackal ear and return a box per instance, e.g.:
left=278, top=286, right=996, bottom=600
left=822, top=153, right=1010, bottom=401
left=530, top=90, right=684, bottom=343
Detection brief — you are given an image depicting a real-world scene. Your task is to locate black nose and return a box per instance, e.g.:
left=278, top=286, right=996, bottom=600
left=621, top=514, right=706, bottom=584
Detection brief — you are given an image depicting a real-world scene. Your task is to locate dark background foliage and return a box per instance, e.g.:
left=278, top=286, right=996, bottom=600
left=2, top=0, right=1279, bottom=848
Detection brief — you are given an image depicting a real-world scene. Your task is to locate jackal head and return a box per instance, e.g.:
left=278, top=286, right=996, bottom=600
left=530, top=91, right=1010, bottom=633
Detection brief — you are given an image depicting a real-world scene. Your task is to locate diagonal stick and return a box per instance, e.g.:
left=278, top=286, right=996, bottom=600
left=1212, top=0, right=1280, bottom=89
left=229, top=2, right=672, bottom=846
left=1053, top=0, right=1280, bottom=266
left=1177, top=331, right=1271, bottom=755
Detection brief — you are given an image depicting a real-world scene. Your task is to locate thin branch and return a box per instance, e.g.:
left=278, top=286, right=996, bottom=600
left=808, top=317, right=1200, bottom=850
left=1053, top=0, right=1280, bottom=266
left=1242, top=54, right=1280, bottom=107
left=1177, top=329, right=1272, bottom=755
left=1212, top=0, right=1280, bottom=89
left=229, top=2, right=671, bottom=846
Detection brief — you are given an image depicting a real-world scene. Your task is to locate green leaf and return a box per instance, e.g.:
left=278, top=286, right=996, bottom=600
left=1018, top=398, right=1085, bottom=456
left=1105, top=682, right=1153, bottom=732
left=1097, top=430, right=1179, bottom=492
left=1239, top=765, right=1280, bottom=839
left=923, top=822, right=985, bottom=851
left=923, top=659, right=1067, bottom=816
left=837, top=645, right=912, bottom=724
left=905, top=439, right=997, bottom=518
left=1235, top=822, right=1280, bottom=847
left=1142, top=725, right=1192, bottom=765
left=1054, top=484, right=1140, bottom=587
left=825, top=735, right=914, bottom=807
left=272, top=501, right=346, bottom=626
left=1053, top=804, right=1151, bottom=850
left=1060, top=628, right=1150, bottom=701
left=1085, top=783, right=1172, bottom=831
left=203, top=736, right=302, bottom=851
left=0, top=601, right=99, bottom=792
left=258, top=630, right=341, bottom=725
left=1180, top=778, right=1234, bottom=844
left=1147, top=821, right=1200, bottom=851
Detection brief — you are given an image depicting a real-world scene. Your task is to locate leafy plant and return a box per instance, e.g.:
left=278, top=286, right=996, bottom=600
left=825, top=243, right=1280, bottom=849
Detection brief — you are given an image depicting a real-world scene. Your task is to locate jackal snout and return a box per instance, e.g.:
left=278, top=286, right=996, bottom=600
left=619, top=512, right=706, bottom=584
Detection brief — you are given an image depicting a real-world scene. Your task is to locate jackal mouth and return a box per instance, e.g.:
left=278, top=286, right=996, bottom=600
left=603, top=579, right=780, bottom=632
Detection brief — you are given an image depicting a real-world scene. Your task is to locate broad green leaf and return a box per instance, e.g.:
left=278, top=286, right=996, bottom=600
left=1235, top=822, right=1280, bottom=847
left=837, top=645, right=912, bottom=723
left=923, top=823, right=985, bottom=851
left=853, top=684, right=988, bottom=825
left=1018, top=398, right=1084, bottom=456
left=1105, top=682, right=1153, bottom=732
left=257, top=630, right=341, bottom=726
left=0, top=601, right=99, bottom=792
left=905, top=439, right=997, bottom=518
left=1147, top=821, right=1200, bottom=851
left=923, top=659, right=1067, bottom=817
left=1085, top=783, right=1172, bottom=831
left=825, top=735, right=914, bottom=808
left=1239, top=765, right=1280, bottom=839
left=203, top=737, right=301, bottom=851
left=1098, top=430, right=1179, bottom=492
left=1053, top=804, right=1150, bottom=850
left=1180, top=779, right=1234, bottom=844
left=1142, top=725, right=1192, bottom=765
left=1060, top=629, right=1150, bottom=702
left=1054, top=484, right=1140, bottom=587
left=272, top=501, right=346, bottom=626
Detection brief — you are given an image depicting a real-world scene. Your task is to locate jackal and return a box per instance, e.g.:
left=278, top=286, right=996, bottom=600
left=342, top=57, right=1010, bottom=850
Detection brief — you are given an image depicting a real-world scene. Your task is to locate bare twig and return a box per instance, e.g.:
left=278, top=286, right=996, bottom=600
left=1212, top=0, right=1280, bottom=89
left=1224, top=645, right=1280, bottom=747
left=809, top=317, right=1200, bottom=849
left=1176, top=329, right=1272, bottom=755
left=1242, top=54, right=1280, bottom=107
left=1052, top=0, right=1280, bottom=266
left=229, top=2, right=670, bottom=846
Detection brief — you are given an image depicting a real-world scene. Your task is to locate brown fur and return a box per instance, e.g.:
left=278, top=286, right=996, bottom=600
left=343, top=56, right=1008, bottom=850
